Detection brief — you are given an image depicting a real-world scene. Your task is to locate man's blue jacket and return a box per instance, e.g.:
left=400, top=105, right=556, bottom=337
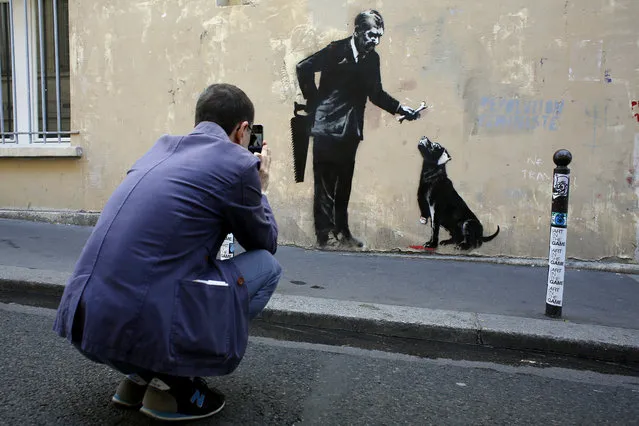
left=53, top=121, right=278, bottom=377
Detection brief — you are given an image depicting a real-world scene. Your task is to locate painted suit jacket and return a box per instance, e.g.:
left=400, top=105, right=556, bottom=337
left=52, top=121, right=278, bottom=377
left=296, top=37, right=401, bottom=141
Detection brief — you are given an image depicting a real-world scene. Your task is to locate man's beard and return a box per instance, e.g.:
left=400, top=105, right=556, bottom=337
left=358, top=41, right=376, bottom=57
left=355, top=35, right=376, bottom=57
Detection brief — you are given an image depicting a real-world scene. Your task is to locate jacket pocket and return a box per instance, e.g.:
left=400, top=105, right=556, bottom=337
left=171, top=279, right=234, bottom=360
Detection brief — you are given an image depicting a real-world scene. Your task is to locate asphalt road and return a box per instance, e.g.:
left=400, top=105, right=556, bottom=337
left=1, top=302, right=638, bottom=425
left=1, top=219, right=638, bottom=329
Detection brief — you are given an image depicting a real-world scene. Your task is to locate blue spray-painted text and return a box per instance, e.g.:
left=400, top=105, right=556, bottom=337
left=477, top=97, right=564, bottom=131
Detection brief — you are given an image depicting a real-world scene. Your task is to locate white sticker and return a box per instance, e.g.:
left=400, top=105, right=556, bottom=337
left=549, top=244, right=566, bottom=267
left=546, top=281, right=564, bottom=306
left=219, top=233, right=235, bottom=260
left=549, top=227, right=567, bottom=249
left=546, top=227, right=567, bottom=306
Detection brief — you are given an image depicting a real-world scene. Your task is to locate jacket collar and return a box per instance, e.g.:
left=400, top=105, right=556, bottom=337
left=190, top=121, right=229, bottom=139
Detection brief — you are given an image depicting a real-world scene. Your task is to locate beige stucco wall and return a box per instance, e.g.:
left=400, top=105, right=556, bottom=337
left=1, top=0, right=638, bottom=261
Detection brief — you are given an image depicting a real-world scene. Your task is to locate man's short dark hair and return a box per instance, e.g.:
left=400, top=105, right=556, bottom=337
left=194, top=83, right=255, bottom=135
left=354, top=9, right=384, bottom=33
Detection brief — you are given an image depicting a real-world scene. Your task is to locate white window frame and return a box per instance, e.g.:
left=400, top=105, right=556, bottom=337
left=1, top=0, right=80, bottom=156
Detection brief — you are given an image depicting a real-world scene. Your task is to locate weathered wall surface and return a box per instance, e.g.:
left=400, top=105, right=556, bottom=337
left=1, top=0, right=638, bottom=261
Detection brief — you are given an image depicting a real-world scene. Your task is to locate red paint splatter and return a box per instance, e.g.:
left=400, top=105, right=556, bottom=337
left=630, top=102, right=638, bottom=122
left=409, top=245, right=435, bottom=252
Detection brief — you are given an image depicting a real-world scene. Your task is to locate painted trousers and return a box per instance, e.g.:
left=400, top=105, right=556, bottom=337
left=312, top=135, right=360, bottom=241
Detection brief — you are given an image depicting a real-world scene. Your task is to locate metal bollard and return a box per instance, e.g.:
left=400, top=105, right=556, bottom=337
left=545, top=149, right=572, bottom=318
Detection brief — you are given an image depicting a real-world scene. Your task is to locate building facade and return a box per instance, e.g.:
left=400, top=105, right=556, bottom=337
left=1, top=0, right=638, bottom=262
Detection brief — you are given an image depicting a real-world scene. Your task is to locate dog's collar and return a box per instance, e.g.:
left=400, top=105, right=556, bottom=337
left=437, top=151, right=451, bottom=165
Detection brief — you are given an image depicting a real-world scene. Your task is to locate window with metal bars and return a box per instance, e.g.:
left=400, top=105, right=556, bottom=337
left=0, top=0, right=75, bottom=145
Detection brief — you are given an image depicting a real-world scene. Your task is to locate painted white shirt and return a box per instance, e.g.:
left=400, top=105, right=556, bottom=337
left=350, top=37, right=359, bottom=63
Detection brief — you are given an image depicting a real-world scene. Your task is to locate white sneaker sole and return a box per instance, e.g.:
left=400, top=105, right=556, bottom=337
left=111, top=394, right=142, bottom=408
left=139, top=401, right=225, bottom=422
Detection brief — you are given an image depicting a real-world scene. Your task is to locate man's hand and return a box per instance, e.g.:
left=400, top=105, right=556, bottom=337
left=397, top=105, right=421, bottom=121
left=254, top=142, right=270, bottom=192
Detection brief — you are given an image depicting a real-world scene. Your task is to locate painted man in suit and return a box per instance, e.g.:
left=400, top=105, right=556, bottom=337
left=296, top=9, right=421, bottom=249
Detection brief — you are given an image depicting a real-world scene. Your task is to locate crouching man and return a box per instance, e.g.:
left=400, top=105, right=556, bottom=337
left=53, top=83, right=281, bottom=421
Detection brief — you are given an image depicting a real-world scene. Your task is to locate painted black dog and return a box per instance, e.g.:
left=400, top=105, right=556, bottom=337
left=417, top=136, right=499, bottom=250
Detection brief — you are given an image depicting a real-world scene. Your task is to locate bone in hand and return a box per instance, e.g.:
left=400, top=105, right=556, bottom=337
left=413, top=102, right=428, bottom=113
left=398, top=101, right=427, bottom=121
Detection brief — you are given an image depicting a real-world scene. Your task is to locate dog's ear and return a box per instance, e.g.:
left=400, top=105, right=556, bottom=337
left=437, top=150, right=452, bottom=166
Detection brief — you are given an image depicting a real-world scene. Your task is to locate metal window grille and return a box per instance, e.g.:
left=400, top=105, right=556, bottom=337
left=0, top=0, right=76, bottom=144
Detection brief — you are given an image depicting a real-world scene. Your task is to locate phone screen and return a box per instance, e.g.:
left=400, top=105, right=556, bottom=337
left=249, top=125, right=263, bottom=153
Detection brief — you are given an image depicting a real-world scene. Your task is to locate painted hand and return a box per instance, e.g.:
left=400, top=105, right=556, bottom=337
left=398, top=105, right=421, bottom=121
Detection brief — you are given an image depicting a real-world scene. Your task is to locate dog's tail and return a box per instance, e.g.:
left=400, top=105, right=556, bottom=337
left=482, top=226, right=500, bottom=242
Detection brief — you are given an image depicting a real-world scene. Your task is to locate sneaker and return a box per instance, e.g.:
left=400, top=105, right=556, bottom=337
left=112, top=374, right=149, bottom=408
left=139, top=376, right=225, bottom=421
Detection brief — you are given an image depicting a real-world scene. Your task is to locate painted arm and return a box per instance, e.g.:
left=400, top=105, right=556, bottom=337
left=367, top=53, right=401, bottom=114
left=296, top=44, right=333, bottom=106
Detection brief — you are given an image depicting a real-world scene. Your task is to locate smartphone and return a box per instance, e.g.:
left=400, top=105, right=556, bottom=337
left=248, top=124, right=263, bottom=153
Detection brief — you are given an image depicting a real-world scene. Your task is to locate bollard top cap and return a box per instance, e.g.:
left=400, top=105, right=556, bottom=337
left=553, top=149, right=572, bottom=167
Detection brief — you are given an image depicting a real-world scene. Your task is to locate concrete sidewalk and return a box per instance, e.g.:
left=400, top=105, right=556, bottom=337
left=0, top=218, right=638, bottom=364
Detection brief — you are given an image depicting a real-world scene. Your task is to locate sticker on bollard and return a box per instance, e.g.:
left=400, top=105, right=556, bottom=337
left=546, top=227, right=567, bottom=306
left=551, top=212, right=567, bottom=227
left=218, top=233, right=235, bottom=260
left=545, top=149, right=572, bottom=318
left=552, top=174, right=570, bottom=199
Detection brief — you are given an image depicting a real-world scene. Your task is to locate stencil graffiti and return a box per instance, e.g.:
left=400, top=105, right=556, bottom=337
left=632, top=101, right=639, bottom=123
left=413, top=137, right=500, bottom=251
left=477, top=97, right=564, bottom=131
left=291, top=9, right=423, bottom=250
left=552, top=173, right=570, bottom=199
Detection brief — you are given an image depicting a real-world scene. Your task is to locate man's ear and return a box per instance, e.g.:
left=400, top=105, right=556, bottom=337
left=228, top=124, right=240, bottom=145
left=229, top=122, right=247, bottom=146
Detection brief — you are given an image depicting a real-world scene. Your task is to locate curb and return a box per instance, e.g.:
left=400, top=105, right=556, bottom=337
left=0, top=278, right=66, bottom=309
left=329, top=249, right=639, bottom=275
left=0, top=209, right=100, bottom=227
left=258, top=295, right=639, bottom=365
left=1, top=278, right=638, bottom=365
